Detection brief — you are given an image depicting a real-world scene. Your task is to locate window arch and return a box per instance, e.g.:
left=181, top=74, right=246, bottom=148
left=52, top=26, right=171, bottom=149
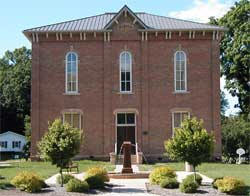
left=65, top=52, right=78, bottom=93
left=120, top=51, right=132, bottom=92
left=174, top=51, right=187, bottom=91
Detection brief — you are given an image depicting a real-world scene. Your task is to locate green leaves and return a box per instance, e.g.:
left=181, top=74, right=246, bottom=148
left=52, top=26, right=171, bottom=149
left=218, top=0, right=250, bottom=115
left=38, top=119, right=83, bottom=169
left=165, top=117, right=215, bottom=168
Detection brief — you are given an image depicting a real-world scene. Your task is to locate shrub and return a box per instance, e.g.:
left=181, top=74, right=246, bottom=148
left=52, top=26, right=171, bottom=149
left=66, top=178, right=89, bottom=193
left=185, top=174, right=202, bottom=185
left=212, top=177, right=223, bottom=189
left=85, top=167, right=109, bottom=182
left=56, top=174, right=75, bottom=185
left=160, top=177, right=179, bottom=189
left=85, top=175, right=105, bottom=189
left=11, top=171, right=45, bottom=193
left=149, top=167, right=176, bottom=185
left=180, top=176, right=199, bottom=193
left=215, top=176, right=247, bottom=195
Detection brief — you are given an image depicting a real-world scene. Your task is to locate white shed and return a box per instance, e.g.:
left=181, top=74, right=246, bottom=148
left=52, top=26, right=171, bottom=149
left=0, top=131, right=26, bottom=152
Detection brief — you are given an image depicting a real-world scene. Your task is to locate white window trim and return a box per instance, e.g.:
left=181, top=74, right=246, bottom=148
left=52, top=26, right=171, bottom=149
left=174, top=51, right=187, bottom=92
left=119, top=51, right=132, bottom=93
left=62, top=112, right=82, bottom=130
left=65, top=52, right=79, bottom=94
left=115, top=112, right=137, bottom=154
left=171, top=111, right=190, bottom=136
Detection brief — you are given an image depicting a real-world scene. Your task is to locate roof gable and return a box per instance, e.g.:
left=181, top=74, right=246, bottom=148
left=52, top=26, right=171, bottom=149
left=0, top=131, right=25, bottom=138
left=104, top=5, right=148, bottom=30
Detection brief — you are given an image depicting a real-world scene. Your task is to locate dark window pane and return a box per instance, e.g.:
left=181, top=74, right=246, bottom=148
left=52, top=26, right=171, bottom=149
left=126, top=72, right=130, bottom=81
left=126, top=113, right=135, bottom=124
left=121, top=82, right=126, bottom=91
left=117, top=114, right=126, bottom=124
left=126, top=82, right=130, bottom=91
left=121, top=72, right=125, bottom=81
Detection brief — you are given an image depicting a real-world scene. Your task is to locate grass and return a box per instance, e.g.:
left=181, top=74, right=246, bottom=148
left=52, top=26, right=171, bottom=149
left=139, top=162, right=250, bottom=186
left=0, top=159, right=114, bottom=189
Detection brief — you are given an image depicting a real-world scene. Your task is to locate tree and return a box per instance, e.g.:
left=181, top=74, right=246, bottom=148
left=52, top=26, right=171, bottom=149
left=0, top=47, right=31, bottom=133
left=38, top=119, right=82, bottom=187
left=218, top=0, right=250, bottom=115
left=222, top=115, right=250, bottom=163
left=165, top=117, right=215, bottom=179
left=220, top=90, right=229, bottom=116
left=22, top=115, right=31, bottom=160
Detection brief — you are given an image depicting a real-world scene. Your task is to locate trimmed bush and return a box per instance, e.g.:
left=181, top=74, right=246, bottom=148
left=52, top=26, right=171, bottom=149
left=149, top=167, right=176, bottom=185
left=180, top=176, right=199, bottom=193
left=85, top=175, right=105, bottom=189
left=56, top=174, right=75, bottom=185
left=66, top=178, right=89, bottom=193
left=215, top=176, right=247, bottom=195
left=212, top=177, right=223, bottom=189
left=160, top=177, right=179, bottom=189
left=185, top=174, right=202, bottom=185
left=85, top=167, right=109, bottom=182
left=11, top=171, right=45, bottom=193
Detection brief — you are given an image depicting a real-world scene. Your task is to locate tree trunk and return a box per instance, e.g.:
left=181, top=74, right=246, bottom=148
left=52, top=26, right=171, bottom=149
left=60, top=168, right=63, bottom=187
left=194, top=166, right=196, bottom=183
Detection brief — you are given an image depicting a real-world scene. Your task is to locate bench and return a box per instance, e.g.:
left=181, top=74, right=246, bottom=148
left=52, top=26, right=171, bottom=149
left=62, top=161, right=79, bottom=173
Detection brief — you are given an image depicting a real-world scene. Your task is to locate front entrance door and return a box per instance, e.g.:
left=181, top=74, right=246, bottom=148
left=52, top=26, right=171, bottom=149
left=116, top=113, right=136, bottom=154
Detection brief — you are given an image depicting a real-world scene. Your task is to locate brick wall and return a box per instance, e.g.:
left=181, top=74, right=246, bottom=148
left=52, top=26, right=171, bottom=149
left=30, top=16, right=221, bottom=160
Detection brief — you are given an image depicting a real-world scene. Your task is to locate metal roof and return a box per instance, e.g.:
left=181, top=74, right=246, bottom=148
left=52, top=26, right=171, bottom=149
left=23, top=7, right=225, bottom=33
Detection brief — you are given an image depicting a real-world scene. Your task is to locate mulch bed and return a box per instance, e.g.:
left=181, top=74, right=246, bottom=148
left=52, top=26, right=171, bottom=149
left=146, top=183, right=227, bottom=196
left=0, top=185, right=113, bottom=196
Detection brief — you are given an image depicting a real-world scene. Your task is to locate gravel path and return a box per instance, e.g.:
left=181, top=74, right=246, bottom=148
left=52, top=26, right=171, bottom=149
left=146, top=183, right=227, bottom=196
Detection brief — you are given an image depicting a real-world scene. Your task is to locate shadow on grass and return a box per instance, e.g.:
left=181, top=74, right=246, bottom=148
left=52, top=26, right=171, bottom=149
left=0, top=181, right=13, bottom=189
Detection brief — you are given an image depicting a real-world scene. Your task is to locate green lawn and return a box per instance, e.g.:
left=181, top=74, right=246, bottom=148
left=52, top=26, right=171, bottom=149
left=0, top=160, right=114, bottom=188
left=139, top=162, right=250, bottom=186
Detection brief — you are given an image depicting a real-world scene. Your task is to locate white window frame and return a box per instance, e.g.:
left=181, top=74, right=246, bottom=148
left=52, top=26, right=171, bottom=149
left=65, top=52, right=78, bottom=94
left=63, top=112, right=82, bottom=130
left=0, top=141, right=7, bottom=148
left=174, top=51, right=187, bottom=92
left=119, top=51, right=132, bottom=93
left=115, top=112, right=137, bottom=154
left=171, top=111, right=190, bottom=136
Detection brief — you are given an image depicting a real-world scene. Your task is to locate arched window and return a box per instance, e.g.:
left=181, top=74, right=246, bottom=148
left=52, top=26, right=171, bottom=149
left=66, top=52, right=78, bottom=93
left=120, top=51, right=132, bottom=92
left=174, top=51, right=187, bottom=91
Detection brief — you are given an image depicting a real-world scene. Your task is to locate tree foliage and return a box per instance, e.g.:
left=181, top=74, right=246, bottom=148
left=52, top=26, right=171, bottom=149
left=222, top=115, right=250, bottom=162
left=220, top=90, right=229, bottom=116
left=0, top=47, right=31, bottom=133
left=38, top=119, right=82, bottom=187
left=165, top=117, right=215, bottom=174
left=218, top=0, right=250, bottom=115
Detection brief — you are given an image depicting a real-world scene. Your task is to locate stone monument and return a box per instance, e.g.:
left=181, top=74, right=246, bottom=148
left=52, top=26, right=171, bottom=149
left=121, top=141, right=133, bottom=173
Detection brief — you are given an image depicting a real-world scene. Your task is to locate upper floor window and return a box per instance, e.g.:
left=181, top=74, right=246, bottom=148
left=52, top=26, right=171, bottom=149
left=120, top=51, right=132, bottom=93
left=66, top=52, right=78, bottom=93
left=174, top=51, right=187, bottom=92
left=63, top=112, right=81, bottom=129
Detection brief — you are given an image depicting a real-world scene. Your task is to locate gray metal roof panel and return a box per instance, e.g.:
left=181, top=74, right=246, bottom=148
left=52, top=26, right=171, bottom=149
left=23, top=12, right=225, bottom=33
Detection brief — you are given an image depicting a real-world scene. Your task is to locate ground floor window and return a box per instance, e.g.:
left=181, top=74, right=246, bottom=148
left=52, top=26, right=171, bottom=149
left=172, top=111, right=190, bottom=135
left=0, top=141, right=7, bottom=148
left=63, top=113, right=81, bottom=129
left=116, top=113, right=136, bottom=154
left=12, top=141, right=21, bottom=148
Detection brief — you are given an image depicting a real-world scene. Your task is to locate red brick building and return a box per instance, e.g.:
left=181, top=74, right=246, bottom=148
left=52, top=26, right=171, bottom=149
left=23, top=6, right=224, bottom=162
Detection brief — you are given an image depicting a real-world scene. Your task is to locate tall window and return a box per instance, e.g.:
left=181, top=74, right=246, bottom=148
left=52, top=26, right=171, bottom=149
left=12, top=141, right=21, bottom=148
left=120, top=51, right=132, bottom=93
left=172, top=111, right=189, bottom=135
left=174, top=51, right=187, bottom=91
left=66, top=52, right=78, bottom=93
left=63, top=113, right=81, bottom=129
left=0, top=141, right=7, bottom=148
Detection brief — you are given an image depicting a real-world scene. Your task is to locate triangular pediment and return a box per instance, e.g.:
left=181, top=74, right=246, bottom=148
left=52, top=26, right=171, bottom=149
left=104, top=5, right=148, bottom=30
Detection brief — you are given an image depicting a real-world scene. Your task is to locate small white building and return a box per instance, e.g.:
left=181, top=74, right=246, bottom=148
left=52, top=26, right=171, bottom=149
left=0, top=131, right=26, bottom=153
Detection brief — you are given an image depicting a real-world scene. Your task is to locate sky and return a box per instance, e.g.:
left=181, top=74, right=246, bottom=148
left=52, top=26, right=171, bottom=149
left=0, top=0, right=239, bottom=115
